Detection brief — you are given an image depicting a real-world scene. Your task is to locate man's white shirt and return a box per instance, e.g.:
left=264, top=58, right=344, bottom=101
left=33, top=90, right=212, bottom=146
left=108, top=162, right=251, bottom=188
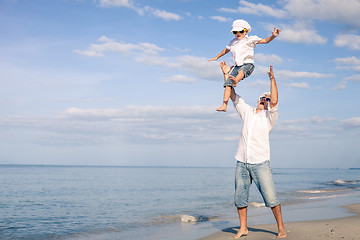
left=233, top=95, right=278, bottom=164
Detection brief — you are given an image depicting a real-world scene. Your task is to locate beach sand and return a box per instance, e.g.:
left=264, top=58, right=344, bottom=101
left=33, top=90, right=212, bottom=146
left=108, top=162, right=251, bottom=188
left=199, top=204, right=360, bottom=240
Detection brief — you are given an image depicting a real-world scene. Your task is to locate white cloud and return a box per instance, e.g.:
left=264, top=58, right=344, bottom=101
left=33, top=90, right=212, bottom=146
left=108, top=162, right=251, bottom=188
left=340, top=117, right=360, bottom=128
left=74, top=37, right=222, bottom=81
left=310, top=116, right=336, bottom=124
left=176, top=55, right=221, bottom=80
left=284, top=0, right=360, bottom=28
left=285, top=82, right=309, bottom=89
left=138, top=42, right=165, bottom=55
left=278, top=70, right=334, bottom=79
left=74, top=49, right=104, bottom=57
left=65, top=107, right=122, bottom=120
left=96, top=0, right=181, bottom=21
left=135, top=55, right=179, bottom=67
left=255, top=53, right=283, bottom=64
left=1, top=105, right=356, bottom=146
left=223, top=0, right=360, bottom=28
left=278, top=21, right=327, bottom=44
left=332, top=57, right=360, bottom=90
left=64, top=105, right=218, bottom=120
left=0, top=105, right=238, bottom=145
left=334, top=34, right=360, bottom=50
left=332, top=82, right=347, bottom=90
left=210, top=16, right=231, bottom=22
left=160, top=75, right=196, bottom=83
left=334, top=56, right=360, bottom=65
left=334, top=56, right=360, bottom=72
left=332, top=73, right=360, bottom=90
left=144, top=6, right=182, bottom=21
left=138, top=54, right=222, bottom=81
left=281, top=116, right=335, bottom=125
left=98, top=0, right=132, bottom=7
left=96, top=0, right=144, bottom=15
left=344, top=75, right=360, bottom=82
left=74, top=36, right=164, bottom=57
left=248, top=80, right=269, bottom=88
left=219, top=0, right=287, bottom=18
left=275, top=116, right=341, bottom=139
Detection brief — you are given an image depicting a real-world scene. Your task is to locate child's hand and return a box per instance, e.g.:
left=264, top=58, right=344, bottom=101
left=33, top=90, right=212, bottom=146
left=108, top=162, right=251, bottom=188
left=272, top=28, right=281, bottom=37
left=208, top=57, right=218, bottom=61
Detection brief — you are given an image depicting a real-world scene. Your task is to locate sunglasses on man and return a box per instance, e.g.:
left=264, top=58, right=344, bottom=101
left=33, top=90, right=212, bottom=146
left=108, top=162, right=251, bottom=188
left=232, top=29, right=247, bottom=35
left=260, top=97, right=271, bottom=102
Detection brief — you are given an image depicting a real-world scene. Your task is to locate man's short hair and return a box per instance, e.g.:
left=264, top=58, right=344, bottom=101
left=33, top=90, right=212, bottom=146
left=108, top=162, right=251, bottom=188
left=258, top=92, right=270, bottom=102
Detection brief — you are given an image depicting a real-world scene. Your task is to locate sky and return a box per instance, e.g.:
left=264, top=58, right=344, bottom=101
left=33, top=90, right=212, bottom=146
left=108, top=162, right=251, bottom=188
left=0, top=0, right=359, bottom=168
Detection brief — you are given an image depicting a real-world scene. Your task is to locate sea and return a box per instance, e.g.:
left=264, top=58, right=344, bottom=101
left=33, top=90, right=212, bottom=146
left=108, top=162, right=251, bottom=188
left=0, top=165, right=359, bottom=240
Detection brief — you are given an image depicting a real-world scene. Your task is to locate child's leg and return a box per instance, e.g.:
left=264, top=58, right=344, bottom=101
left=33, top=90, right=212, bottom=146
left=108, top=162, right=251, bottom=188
left=231, top=70, right=245, bottom=88
left=217, top=61, right=233, bottom=112
left=216, top=86, right=231, bottom=112
left=231, top=63, right=255, bottom=87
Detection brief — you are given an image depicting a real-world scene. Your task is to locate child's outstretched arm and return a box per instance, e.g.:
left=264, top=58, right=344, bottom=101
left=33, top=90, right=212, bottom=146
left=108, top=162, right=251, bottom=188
left=258, top=28, right=281, bottom=44
left=208, top=48, right=230, bottom=61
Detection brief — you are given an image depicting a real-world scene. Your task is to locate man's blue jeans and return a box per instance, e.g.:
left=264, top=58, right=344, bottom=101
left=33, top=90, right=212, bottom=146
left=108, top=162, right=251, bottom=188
left=234, top=160, right=280, bottom=208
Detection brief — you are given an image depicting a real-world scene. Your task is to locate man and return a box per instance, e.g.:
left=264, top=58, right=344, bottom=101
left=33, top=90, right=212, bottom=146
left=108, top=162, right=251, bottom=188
left=220, top=61, right=286, bottom=239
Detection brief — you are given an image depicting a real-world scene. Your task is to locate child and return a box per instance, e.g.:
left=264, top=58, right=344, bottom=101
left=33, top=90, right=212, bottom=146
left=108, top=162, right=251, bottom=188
left=208, top=19, right=281, bottom=112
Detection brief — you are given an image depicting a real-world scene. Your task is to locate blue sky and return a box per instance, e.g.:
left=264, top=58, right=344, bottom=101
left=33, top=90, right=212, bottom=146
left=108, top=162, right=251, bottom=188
left=0, top=0, right=359, bottom=168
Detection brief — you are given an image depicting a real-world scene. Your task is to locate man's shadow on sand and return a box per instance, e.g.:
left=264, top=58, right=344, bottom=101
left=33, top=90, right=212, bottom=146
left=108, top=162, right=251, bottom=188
left=221, top=226, right=277, bottom=237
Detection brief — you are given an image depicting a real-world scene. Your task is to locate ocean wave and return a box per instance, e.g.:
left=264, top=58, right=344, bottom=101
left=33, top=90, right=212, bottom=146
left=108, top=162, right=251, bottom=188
left=329, top=179, right=360, bottom=185
left=333, top=179, right=346, bottom=184
left=295, top=179, right=360, bottom=201
left=152, top=214, right=212, bottom=225
left=296, top=189, right=339, bottom=194
left=306, top=192, right=353, bottom=200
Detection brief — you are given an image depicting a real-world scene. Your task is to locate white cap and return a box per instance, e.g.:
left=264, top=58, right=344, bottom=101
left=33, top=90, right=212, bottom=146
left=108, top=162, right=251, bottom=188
left=230, top=19, right=251, bottom=33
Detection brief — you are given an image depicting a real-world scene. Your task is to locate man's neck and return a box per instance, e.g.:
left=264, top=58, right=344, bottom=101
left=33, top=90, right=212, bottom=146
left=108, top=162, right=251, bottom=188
left=256, top=108, right=266, bottom=113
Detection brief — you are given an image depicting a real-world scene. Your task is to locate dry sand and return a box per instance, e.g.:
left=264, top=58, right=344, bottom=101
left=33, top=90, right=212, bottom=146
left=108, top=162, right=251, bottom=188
left=199, top=204, right=360, bottom=240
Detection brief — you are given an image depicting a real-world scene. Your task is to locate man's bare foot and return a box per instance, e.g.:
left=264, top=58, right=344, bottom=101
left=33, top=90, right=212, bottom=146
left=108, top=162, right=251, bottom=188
left=277, top=230, right=287, bottom=238
left=216, top=104, right=227, bottom=112
left=233, top=228, right=248, bottom=239
left=220, top=61, right=231, bottom=75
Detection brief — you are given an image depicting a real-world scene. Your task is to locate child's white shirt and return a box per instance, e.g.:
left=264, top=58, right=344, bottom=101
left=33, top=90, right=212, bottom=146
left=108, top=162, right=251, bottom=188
left=226, top=35, right=262, bottom=66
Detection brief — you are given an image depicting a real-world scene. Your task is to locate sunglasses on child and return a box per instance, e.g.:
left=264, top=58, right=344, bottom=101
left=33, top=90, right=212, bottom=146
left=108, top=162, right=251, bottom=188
left=232, top=29, right=247, bottom=35
left=260, top=97, right=271, bottom=101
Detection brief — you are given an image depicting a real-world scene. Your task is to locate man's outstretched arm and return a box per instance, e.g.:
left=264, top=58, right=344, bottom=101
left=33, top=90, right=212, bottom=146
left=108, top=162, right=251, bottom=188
left=230, top=86, right=236, bottom=102
left=268, top=65, right=278, bottom=108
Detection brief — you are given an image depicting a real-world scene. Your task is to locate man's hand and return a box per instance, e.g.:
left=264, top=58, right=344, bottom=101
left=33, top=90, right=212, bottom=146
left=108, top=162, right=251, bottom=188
left=267, top=65, right=275, bottom=80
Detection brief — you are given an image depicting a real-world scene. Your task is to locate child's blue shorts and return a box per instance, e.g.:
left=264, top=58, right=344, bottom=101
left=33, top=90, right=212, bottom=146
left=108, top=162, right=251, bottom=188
left=224, top=63, right=254, bottom=87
